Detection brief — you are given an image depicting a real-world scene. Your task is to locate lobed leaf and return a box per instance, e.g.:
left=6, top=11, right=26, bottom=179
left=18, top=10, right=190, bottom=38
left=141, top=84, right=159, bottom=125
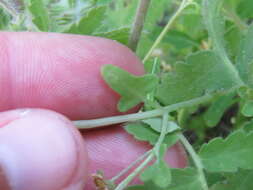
left=156, top=51, right=241, bottom=105
left=102, top=65, right=158, bottom=112
left=65, top=6, right=106, bottom=34
left=199, top=130, right=253, bottom=172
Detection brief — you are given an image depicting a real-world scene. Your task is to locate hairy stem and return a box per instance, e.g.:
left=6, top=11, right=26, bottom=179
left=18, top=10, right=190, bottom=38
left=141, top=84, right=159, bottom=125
left=74, top=94, right=212, bottom=129
left=128, top=0, right=151, bottom=52
left=142, top=0, right=190, bottom=63
left=110, top=150, right=152, bottom=182
left=154, top=111, right=169, bottom=158
left=114, top=153, right=154, bottom=190
left=179, top=134, right=208, bottom=190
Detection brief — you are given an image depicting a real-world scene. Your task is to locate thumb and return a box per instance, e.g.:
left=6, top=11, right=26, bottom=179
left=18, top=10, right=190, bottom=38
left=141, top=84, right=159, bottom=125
left=0, top=109, right=88, bottom=190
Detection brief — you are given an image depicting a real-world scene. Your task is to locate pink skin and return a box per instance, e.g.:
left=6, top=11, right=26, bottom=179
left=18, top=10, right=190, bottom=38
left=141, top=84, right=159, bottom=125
left=0, top=109, right=88, bottom=190
left=0, top=32, right=187, bottom=189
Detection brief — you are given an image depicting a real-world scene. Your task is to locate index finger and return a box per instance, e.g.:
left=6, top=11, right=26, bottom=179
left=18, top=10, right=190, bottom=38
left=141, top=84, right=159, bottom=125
left=0, top=31, right=144, bottom=120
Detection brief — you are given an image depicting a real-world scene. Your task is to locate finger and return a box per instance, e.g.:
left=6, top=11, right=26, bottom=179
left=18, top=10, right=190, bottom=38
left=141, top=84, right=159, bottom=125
left=82, top=126, right=187, bottom=189
left=0, top=109, right=88, bottom=190
left=0, top=32, right=144, bottom=120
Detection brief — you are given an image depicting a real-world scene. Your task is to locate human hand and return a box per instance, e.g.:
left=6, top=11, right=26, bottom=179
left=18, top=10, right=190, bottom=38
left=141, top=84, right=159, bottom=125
left=0, top=32, right=187, bottom=190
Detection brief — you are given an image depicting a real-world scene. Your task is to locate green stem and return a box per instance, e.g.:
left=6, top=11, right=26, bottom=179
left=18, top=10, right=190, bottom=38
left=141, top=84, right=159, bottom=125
left=154, top=111, right=168, bottom=158
left=110, top=150, right=152, bottom=182
left=0, top=0, right=18, bottom=18
left=128, top=0, right=151, bottom=52
left=142, top=0, right=190, bottom=63
left=114, top=153, right=154, bottom=190
left=74, top=94, right=212, bottom=129
left=179, top=134, right=208, bottom=190
left=223, top=5, right=247, bottom=31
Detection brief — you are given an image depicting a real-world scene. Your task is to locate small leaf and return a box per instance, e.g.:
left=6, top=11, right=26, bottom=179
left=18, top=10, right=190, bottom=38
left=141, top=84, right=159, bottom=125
left=28, top=0, right=50, bottom=31
left=204, top=92, right=236, bottom=127
left=242, top=100, right=253, bottom=117
left=140, top=160, right=171, bottom=188
left=124, top=122, right=179, bottom=147
left=199, top=130, right=253, bottom=172
left=94, top=27, right=130, bottom=45
left=65, top=6, right=106, bottom=34
left=102, top=65, right=159, bottom=112
left=156, top=51, right=241, bottom=105
left=211, top=170, right=253, bottom=190
left=142, top=118, right=180, bottom=134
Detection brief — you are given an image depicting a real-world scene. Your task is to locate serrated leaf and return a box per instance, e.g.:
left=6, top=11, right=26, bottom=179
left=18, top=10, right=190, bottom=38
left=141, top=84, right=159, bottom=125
left=102, top=65, right=159, bottom=112
left=242, top=100, right=253, bottom=117
left=156, top=51, right=241, bottom=105
left=28, top=0, right=50, bottom=31
left=211, top=170, right=253, bottom=190
left=65, top=6, right=106, bottom=34
left=140, top=160, right=171, bottom=188
left=236, top=25, right=253, bottom=87
left=199, top=130, right=253, bottom=172
left=142, top=118, right=180, bottom=134
left=94, top=27, right=130, bottom=45
left=204, top=92, right=236, bottom=127
left=124, top=122, right=179, bottom=147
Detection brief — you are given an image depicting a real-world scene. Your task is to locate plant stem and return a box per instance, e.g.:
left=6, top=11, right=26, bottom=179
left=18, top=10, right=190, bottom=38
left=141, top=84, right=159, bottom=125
left=110, top=150, right=152, bottom=182
left=154, top=111, right=168, bottom=158
left=114, top=153, right=154, bottom=190
left=0, top=0, right=18, bottom=18
left=223, top=4, right=247, bottom=31
left=142, top=0, right=190, bottom=63
left=74, top=94, right=212, bottom=129
left=179, top=134, right=208, bottom=190
left=128, top=0, right=151, bottom=52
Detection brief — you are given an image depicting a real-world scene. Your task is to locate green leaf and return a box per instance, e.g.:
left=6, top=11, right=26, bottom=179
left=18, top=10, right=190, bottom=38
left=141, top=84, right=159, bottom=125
left=94, top=27, right=130, bottom=45
left=156, top=51, right=241, bottom=105
left=65, top=6, right=106, bottom=34
left=199, top=130, right=253, bottom=172
left=124, top=122, right=179, bottom=147
left=203, top=0, right=242, bottom=84
left=0, top=8, right=11, bottom=29
left=102, top=65, right=159, bottom=112
left=204, top=92, right=236, bottom=127
left=167, top=168, right=203, bottom=190
left=202, top=0, right=226, bottom=56
left=140, top=160, right=171, bottom=188
left=142, top=118, right=180, bottom=134
left=236, top=25, right=253, bottom=88
left=126, top=182, right=165, bottom=190
left=164, top=30, right=199, bottom=50
left=28, top=0, right=50, bottom=31
left=242, top=100, right=253, bottom=117
left=211, top=170, right=253, bottom=190
left=237, top=0, right=253, bottom=19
